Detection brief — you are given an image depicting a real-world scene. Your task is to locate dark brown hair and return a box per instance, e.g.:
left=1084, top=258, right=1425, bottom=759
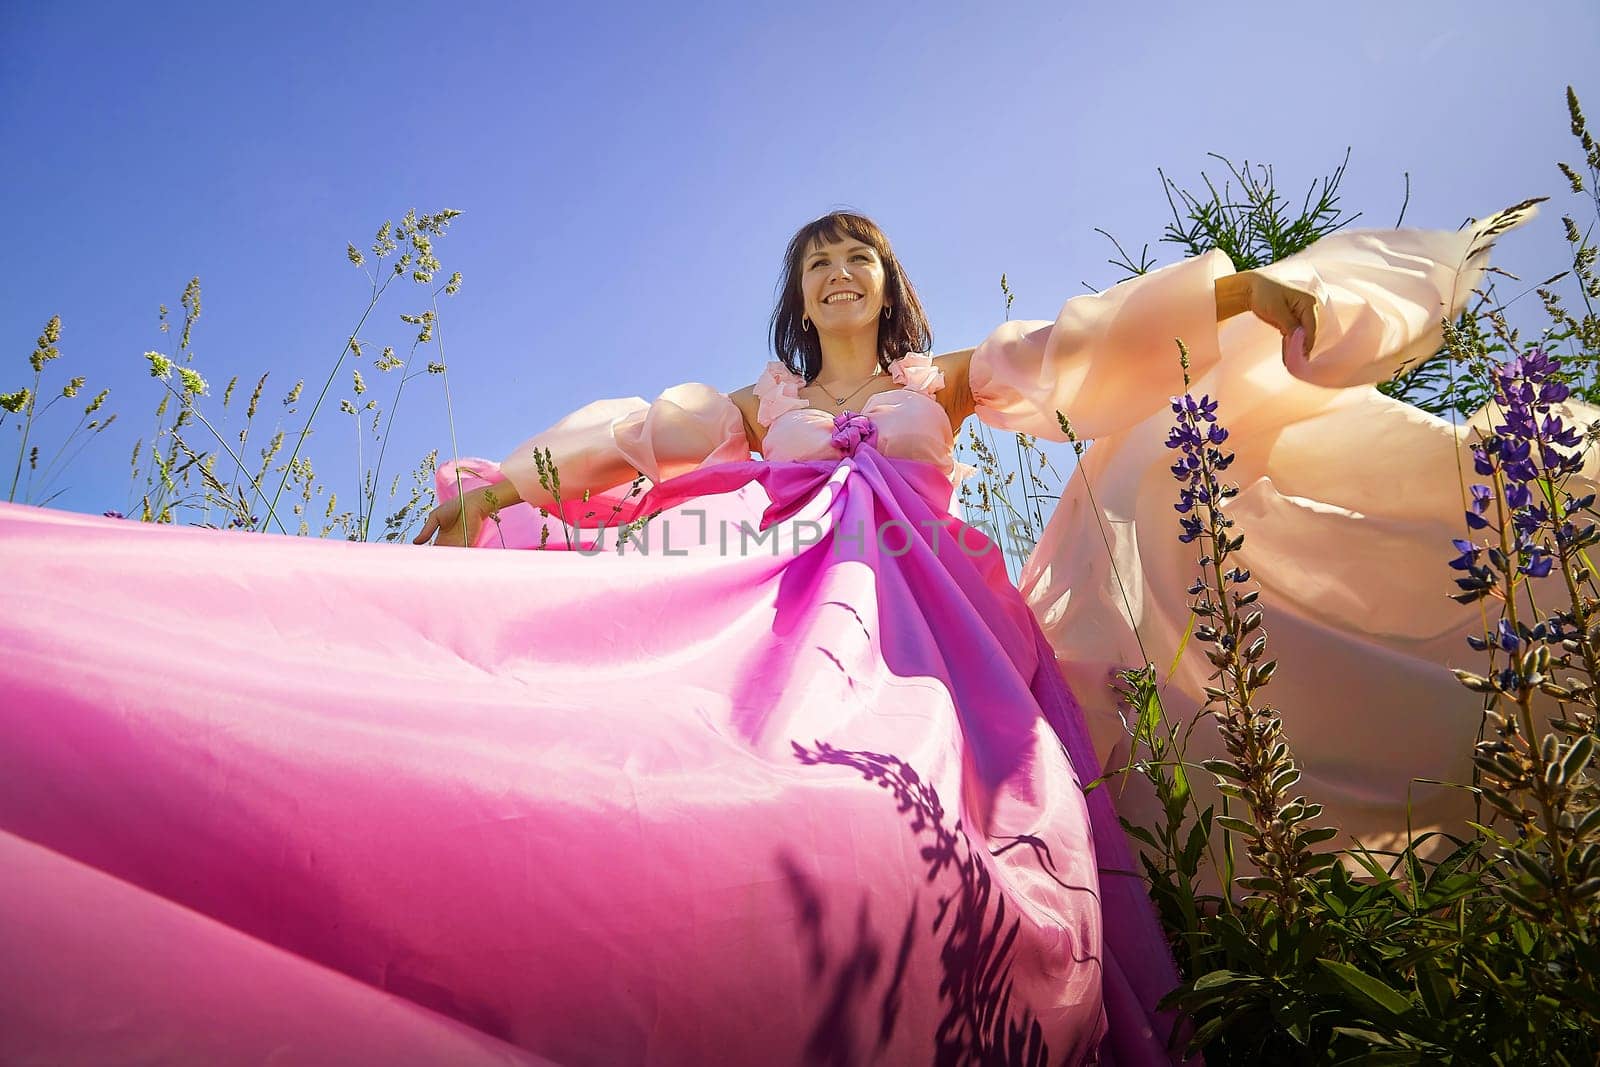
left=769, top=211, right=933, bottom=382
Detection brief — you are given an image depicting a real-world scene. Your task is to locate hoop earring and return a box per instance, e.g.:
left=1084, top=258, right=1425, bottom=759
left=801, top=315, right=811, bottom=332
left=883, top=305, right=894, bottom=319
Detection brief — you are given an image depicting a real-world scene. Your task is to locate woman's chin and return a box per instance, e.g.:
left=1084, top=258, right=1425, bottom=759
left=816, top=310, right=878, bottom=334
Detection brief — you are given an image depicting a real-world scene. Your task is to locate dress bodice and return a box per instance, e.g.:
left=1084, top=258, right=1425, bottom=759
left=751, top=354, right=972, bottom=486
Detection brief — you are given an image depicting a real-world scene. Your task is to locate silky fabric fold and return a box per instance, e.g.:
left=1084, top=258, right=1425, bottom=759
left=0, top=440, right=1180, bottom=1063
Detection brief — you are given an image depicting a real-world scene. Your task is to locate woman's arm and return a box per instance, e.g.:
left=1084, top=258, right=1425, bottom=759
left=414, top=480, right=524, bottom=547
left=416, top=382, right=751, bottom=548
left=932, top=348, right=977, bottom=429
left=727, top=384, right=765, bottom=456
left=938, top=268, right=1319, bottom=441
left=1217, top=270, right=1319, bottom=351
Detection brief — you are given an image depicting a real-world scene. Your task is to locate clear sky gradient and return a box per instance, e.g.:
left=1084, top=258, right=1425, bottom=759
left=3, top=1, right=1596, bottom=521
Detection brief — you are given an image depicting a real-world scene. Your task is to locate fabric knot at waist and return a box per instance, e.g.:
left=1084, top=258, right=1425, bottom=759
left=830, top=412, right=878, bottom=456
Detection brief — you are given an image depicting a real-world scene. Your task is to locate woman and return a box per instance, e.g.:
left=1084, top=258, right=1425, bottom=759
left=0, top=209, right=1501, bottom=1066
left=414, top=214, right=1313, bottom=554
left=397, top=212, right=1311, bottom=1055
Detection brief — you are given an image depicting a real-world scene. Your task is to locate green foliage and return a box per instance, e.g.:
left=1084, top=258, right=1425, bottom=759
left=0, top=314, right=116, bottom=507
left=1099, top=88, right=1600, bottom=1064
left=4, top=209, right=464, bottom=538
left=1100, top=149, right=1362, bottom=279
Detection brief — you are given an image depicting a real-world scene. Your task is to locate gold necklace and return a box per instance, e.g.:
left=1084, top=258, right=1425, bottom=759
left=812, top=368, right=883, bottom=407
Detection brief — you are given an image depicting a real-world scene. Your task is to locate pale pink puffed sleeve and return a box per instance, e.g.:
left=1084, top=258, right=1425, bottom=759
left=498, top=383, right=750, bottom=510
left=1264, top=203, right=1538, bottom=389
left=969, top=250, right=1234, bottom=441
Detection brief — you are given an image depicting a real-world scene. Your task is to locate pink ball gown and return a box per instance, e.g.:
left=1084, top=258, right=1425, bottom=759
left=0, top=335, right=1191, bottom=1060
left=0, top=218, right=1541, bottom=1064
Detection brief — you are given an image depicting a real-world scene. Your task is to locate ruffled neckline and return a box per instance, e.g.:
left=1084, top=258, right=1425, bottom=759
left=887, top=352, right=944, bottom=396
left=751, top=361, right=809, bottom=428
left=752, top=354, right=945, bottom=428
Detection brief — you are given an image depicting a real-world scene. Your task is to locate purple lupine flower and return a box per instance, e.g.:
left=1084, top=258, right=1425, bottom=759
left=1166, top=391, right=1245, bottom=561
left=1521, top=548, right=1555, bottom=579
left=1448, top=539, right=1481, bottom=571
left=1495, top=618, right=1522, bottom=654
left=1453, top=345, right=1596, bottom=653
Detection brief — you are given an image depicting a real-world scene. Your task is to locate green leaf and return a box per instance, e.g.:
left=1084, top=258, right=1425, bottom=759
left=1296, top=826, right=1339, bottom=848
left=1235, top=874, right=1284, bottom=894
left=1415, top=958, right=1454, bottom=1019
left=1165, top=611, right=1196, bottom=684
left=1191, top=969, right=1259, bottom=991
left=1185, top=1004, right=1258, bottom=1052
left=1182, top=816, right=1211, bottom=868
left=1316, top=958, right=1414, bottom=1017
left=1560, top=733, right=1595, bottom=782
left=1330, top=1026, right=1400, bottom=1047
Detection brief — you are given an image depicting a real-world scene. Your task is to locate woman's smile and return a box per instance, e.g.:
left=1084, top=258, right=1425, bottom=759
left=802, top=235, right=887, bottom=328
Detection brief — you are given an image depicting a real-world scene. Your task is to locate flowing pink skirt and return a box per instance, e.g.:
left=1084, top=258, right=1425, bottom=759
left=0, top=448, right=1182, bottom=1065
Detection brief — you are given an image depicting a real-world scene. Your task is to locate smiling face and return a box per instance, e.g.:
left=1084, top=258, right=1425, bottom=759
left=800, top=236, right=888, bottom=335
left=770, top=211, right=933, bottom=382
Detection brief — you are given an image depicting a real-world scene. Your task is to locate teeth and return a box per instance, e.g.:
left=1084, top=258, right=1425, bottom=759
left=825, top=293, right=861, bottom=304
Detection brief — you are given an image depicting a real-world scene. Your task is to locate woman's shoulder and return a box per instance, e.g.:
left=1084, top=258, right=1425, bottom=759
left=929, top=348, right=976, bottom=426
left=726, top=382, right=765, bottom=451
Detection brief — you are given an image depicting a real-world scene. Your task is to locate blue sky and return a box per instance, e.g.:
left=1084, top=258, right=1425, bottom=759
left=2, top=1, right=1596, bottom=523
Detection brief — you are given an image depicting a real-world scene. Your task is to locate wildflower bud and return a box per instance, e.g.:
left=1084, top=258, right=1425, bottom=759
left=176, top=367, right=208, bottom=397
left=1452, top=668, right=1498, bottom=694
left=1249, top=660, right=1278, bottom=687
left=347, top=242, right=364, bottom=266
left=30, top=323, right=60, bottom=372
left=145, top=352, right=174, bottom=380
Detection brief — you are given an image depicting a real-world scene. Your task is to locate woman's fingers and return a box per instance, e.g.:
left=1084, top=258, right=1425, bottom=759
left=1293, top=294, right=1319, bottom=354
left=413, top=512, right=439, bottom=545
left=1263, top=282, right=1319, bottom=360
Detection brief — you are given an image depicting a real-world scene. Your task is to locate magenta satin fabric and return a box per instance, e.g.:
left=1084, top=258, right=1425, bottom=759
left=0, top=442, right=1180, bottom=1064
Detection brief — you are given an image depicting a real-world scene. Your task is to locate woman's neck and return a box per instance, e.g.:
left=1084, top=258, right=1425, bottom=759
left=812, top=329, right=883, bottom=387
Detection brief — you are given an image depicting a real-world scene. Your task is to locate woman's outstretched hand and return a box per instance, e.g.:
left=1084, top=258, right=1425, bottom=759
left=414, top=483, right=517, bottom=548
left=1216, top=270, right=1320, bottom=360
